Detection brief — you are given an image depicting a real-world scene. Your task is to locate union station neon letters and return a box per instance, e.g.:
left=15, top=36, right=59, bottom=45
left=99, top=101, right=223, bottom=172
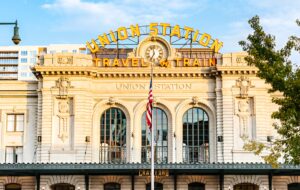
left=86, top=23, right=223, bottom=53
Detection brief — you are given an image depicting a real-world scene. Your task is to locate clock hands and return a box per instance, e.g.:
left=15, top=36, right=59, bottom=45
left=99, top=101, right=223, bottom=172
left=146, top=44, right=165, bottom=62
left=150, top=49, right=155, bottom=60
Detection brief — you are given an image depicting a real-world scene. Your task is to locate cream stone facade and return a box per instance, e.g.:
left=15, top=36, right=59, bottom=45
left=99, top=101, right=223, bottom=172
left=0, top=38, right=299, bottom=190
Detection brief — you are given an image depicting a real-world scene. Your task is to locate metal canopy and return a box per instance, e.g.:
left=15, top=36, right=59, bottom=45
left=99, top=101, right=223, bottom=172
left=0, top=163, right=300, bottom=176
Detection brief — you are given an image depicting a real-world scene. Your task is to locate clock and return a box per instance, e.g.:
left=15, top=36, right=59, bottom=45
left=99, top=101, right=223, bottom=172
left=144, top=42, right=168, bottom=63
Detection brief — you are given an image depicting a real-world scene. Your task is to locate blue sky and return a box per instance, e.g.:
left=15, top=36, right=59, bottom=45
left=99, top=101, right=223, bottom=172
left=0, top=0, right=300, bottom=54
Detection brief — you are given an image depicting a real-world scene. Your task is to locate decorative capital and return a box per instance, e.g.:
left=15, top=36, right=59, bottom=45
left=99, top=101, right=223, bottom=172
left=56, top=77, right=72, bottom=99
left=235, top=76, right=253, bottom=98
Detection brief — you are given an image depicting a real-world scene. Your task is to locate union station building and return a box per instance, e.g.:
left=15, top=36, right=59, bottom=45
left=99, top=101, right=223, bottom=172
left=0, top=25, right=300, bottom=190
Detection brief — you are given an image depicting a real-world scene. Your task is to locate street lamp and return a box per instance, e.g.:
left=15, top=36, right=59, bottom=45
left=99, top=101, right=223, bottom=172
left=0, top=20, right=21, bottom=45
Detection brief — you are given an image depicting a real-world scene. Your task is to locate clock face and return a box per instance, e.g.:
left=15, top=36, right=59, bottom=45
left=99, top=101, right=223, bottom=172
left=144, top=43, right=168, bottom=63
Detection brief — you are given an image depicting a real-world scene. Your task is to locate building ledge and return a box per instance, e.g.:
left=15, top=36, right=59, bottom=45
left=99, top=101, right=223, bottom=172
left=0, top=163, right=299, bottom=176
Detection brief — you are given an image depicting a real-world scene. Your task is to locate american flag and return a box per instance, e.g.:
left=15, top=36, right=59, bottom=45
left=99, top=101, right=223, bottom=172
left=146, top=78, right=153, bottom=130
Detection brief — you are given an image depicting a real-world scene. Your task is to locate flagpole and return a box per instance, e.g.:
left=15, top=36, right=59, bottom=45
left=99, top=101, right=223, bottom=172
left=151, top=61, right=154, bottom=190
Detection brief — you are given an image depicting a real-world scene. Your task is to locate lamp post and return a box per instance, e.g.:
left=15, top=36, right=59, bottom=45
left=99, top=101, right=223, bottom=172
left=0, top=20, right=21, bottom=45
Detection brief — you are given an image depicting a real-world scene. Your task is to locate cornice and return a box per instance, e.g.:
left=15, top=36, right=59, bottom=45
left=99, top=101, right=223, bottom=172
left=33, top=65, right=260, bottom=79
left=33, top=66, right=220, bottom=79
left=217, top=66, right=258, bottom=75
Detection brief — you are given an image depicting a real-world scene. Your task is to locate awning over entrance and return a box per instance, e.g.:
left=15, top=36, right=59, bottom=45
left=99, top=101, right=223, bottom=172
left=0, top=163, right=299, bottom=176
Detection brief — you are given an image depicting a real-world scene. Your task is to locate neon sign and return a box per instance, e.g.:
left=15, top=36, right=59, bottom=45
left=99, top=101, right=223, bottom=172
left=86, top=23, right=223, bottom=53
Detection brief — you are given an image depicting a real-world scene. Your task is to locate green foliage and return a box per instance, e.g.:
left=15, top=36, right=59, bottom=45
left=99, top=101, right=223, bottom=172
left=243, top=140, right=265, bottom=155
left=240, top=16, right=300, bottom=165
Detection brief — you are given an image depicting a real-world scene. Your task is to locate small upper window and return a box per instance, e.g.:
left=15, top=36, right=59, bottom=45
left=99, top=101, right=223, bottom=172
left=7, top=114, right=24, bottom=132
left=30, top=50, right=37, bottom=56
left=20, top=72, right=27, bottom=77
left=20, top=51, right=27, bottom=56
left=79, top=49, right=86, bottom=54
left=20, top=58, right=27, bottom=63
left=30, top=58, right=36, bottom=63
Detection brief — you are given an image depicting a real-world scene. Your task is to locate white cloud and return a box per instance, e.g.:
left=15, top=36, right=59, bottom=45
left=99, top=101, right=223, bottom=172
left=42, top=0, right=204, bottom=32
left=41, top=0, right=300, bottom=65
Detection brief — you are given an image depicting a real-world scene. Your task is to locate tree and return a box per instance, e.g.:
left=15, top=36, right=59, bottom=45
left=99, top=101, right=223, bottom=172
left=239, top=15, right=300, bottom=166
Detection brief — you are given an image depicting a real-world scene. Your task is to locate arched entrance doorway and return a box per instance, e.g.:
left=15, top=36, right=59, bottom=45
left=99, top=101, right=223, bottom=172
left=234, top=183, right=259, bottom=190
left=5, top=184, right=21, bottom=190
left=51, top=183, right=75, bottom=190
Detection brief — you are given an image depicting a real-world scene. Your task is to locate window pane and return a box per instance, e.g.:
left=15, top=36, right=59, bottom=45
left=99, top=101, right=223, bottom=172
left=142, top=108, right=168, bottom=163
left=182, top=108, right=209, bottom=163
left=16, top=147, right=23, bottom=163
left=21, top=58, right=27, bottom=63
left=30, top=50, right=37, bottom=56
left=7, top=115, right=15, bottom=131
left=16, top=115, right=24, bottom=131
left=5, top=147, right=14, bottom=163
left=100, top=108, right=126, bottom=163
left=21, top=51, right=27, bottom=56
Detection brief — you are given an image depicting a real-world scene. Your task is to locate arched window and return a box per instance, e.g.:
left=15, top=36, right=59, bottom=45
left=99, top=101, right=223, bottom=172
left=104, top=183, right=121, bottom=190
left=288, top=183, right=300, bottom=190
left=51, top=183, right=75, bottom=190
left=146, top=182, right=163, bottom=190
left=234, top=183, right=259, bottom=190
left=142, top=108, right=168, bottom=163
left=188, top=182, right=205, bottom=190
left=100, top=108, right=127, bottom=163
left=5, top=184, right=21, bottom=190
left=182, top=107, right=209, bottom=163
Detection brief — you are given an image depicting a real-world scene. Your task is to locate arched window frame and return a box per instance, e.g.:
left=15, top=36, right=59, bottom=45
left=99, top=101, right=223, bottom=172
left=100, top=107, right=127, bottom=163
left=141, top=107, right=168, bottom=163
left=182, top=107, right=209, bottom=163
